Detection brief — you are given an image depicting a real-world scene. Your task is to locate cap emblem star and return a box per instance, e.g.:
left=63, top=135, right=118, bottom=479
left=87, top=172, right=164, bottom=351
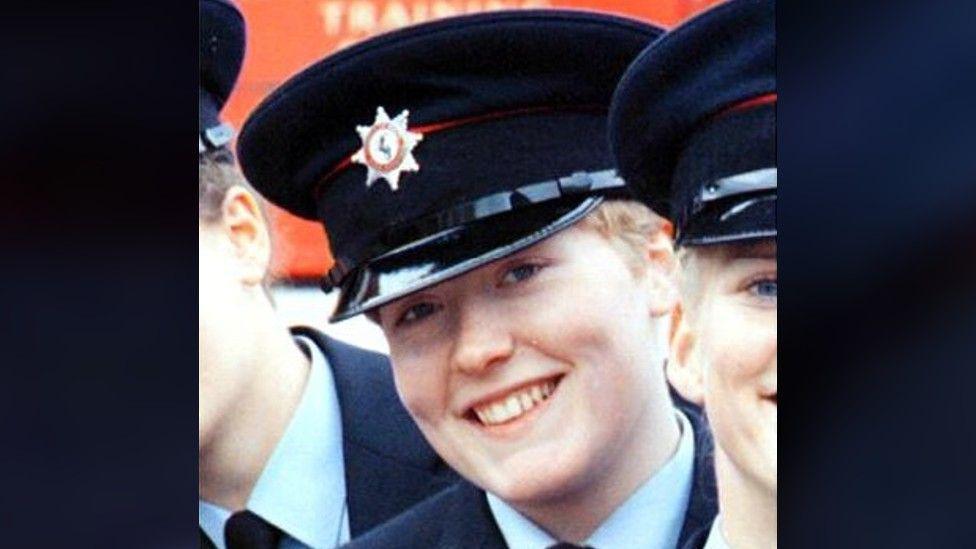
left=351, top=106, right=423, bottom=191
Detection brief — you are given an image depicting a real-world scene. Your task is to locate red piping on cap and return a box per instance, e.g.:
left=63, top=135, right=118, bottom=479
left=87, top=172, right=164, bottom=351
left=410, top=105, right=579, bottom=134
left=713, top=93, right=777, bottom=120
left=313, top=105, right=605, bottom=198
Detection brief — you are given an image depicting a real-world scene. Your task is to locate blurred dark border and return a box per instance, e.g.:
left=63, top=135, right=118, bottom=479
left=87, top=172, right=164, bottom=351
left=780, top=0, right=974, bottom=546
left=1, top=2, right=198, bottom=546
left=1, top=0, right=974, bottom=546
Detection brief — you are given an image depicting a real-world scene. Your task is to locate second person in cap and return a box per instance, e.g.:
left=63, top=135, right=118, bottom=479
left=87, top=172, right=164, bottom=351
left=610, top=0, right=777, bottom=547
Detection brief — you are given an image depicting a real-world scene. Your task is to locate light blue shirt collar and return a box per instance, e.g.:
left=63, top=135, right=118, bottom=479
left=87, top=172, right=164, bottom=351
left=199, top=335, right=350, bottom=549
left=702, top=515, right=731, bottom=549
left=486, top=409, right=695, bottom=549
left=199, top=501, right=231, bottom=548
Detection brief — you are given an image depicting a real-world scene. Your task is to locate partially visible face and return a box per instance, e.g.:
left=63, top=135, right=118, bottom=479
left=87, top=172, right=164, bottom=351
left=198, top=222, right=250, bottom=447
left=681, top=239, right=777, bottom=492
left=377, top=224, right=675, bottom=506
left=199, top=183, right=274, bottom=448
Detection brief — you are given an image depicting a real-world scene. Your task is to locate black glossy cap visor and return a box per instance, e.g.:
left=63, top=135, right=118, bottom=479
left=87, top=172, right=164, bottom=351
left=679, top=192, right=776, bottom=246
left=330, top=196, right=604, bottom=322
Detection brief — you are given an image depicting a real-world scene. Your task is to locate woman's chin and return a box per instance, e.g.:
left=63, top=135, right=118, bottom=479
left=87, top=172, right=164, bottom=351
left=480, top=454, right=590, bottom=505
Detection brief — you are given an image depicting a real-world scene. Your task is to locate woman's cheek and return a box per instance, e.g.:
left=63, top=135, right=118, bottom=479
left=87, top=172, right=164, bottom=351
left=391, top=353, right=448, bottom=425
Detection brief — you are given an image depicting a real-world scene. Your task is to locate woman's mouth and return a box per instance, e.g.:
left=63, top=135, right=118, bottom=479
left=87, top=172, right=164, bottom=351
left=468, top=375, right=563, bottom=427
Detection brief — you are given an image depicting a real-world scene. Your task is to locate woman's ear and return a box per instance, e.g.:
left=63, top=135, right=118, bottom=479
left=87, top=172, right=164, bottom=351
left=667, top=303, right=705, bottom=406
left=220, top=186, right=272, bottom=286
left=644, top=227, right=679, bottom=317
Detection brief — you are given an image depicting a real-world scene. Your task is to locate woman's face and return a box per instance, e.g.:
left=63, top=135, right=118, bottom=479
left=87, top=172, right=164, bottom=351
left=672, top=239, right=777, bottom=493
left=376, top=224, right=678, bottom=507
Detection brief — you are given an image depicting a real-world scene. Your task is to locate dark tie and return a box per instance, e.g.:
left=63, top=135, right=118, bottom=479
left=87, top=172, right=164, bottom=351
left=224, top=510, right=283, bottom=549
left=546, top=544, right=594, bottom=549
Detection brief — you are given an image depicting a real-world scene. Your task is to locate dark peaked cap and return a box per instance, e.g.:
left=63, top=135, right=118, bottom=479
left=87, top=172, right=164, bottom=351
left=237, top=10, right=663, bottom=321
left=610, top=0, right=776, bottom=246
left=200, top=0, right=246, bottom=152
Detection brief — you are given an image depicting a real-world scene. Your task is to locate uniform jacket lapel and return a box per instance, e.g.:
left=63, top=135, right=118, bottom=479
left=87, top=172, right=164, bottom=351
left=676, top=404, right=719, bottom=548
left=290, top=327, right=458, bottom=536
left=433, top=482, right=508, bottom=549
left=343, top=480, right=507, bottom=549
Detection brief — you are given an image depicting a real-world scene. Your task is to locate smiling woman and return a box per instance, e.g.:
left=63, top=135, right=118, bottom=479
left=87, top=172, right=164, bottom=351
left=235, top=8, right=718, bottom=548
left=374, top=205, right=683, bottom=541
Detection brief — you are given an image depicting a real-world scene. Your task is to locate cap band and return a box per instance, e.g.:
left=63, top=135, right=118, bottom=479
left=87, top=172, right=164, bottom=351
left=678, top=165, right=777, bottom=246
left=314, top=105, right=605, bottom=196
left=697, top=166, right=776, bottom=207
left=715, top=92, right=777, bottom=119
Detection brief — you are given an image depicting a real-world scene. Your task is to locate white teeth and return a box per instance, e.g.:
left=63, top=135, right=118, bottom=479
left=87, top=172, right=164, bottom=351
left=506, top=395, right=521, bottom=416
left=489, top=402, right=507, bottom=422
left=472, top=379, right=559, bottom=426
left=541, top=381, right=554, bottom=397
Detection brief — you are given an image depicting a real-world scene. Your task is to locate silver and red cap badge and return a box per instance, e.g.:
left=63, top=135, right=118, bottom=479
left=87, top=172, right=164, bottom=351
left=351, top=107, right=423, bottom=191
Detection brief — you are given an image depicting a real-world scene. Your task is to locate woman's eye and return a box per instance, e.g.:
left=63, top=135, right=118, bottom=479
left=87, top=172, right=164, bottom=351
left=500, top=263, right=543, bottom=286
left=749, top=278, right=777, bottom=299
left=397, top=302, right=441, bottom=326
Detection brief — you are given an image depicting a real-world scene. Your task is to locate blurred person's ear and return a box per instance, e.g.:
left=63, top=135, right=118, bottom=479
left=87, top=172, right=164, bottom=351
left=667, top=303, right=705, bottom=406
left=643, top=227, right=679, bottom=318
left=220, top=186, right=271, bottom=287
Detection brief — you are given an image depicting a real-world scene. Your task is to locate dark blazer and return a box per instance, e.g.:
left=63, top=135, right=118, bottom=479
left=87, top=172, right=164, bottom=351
left=343, top=406, right=718, bottom=549
left=292, top=326, right=459, bottom=535
left=676, top=404, right=718, bottom=547
left=200, top=327, right=458, bottom=547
